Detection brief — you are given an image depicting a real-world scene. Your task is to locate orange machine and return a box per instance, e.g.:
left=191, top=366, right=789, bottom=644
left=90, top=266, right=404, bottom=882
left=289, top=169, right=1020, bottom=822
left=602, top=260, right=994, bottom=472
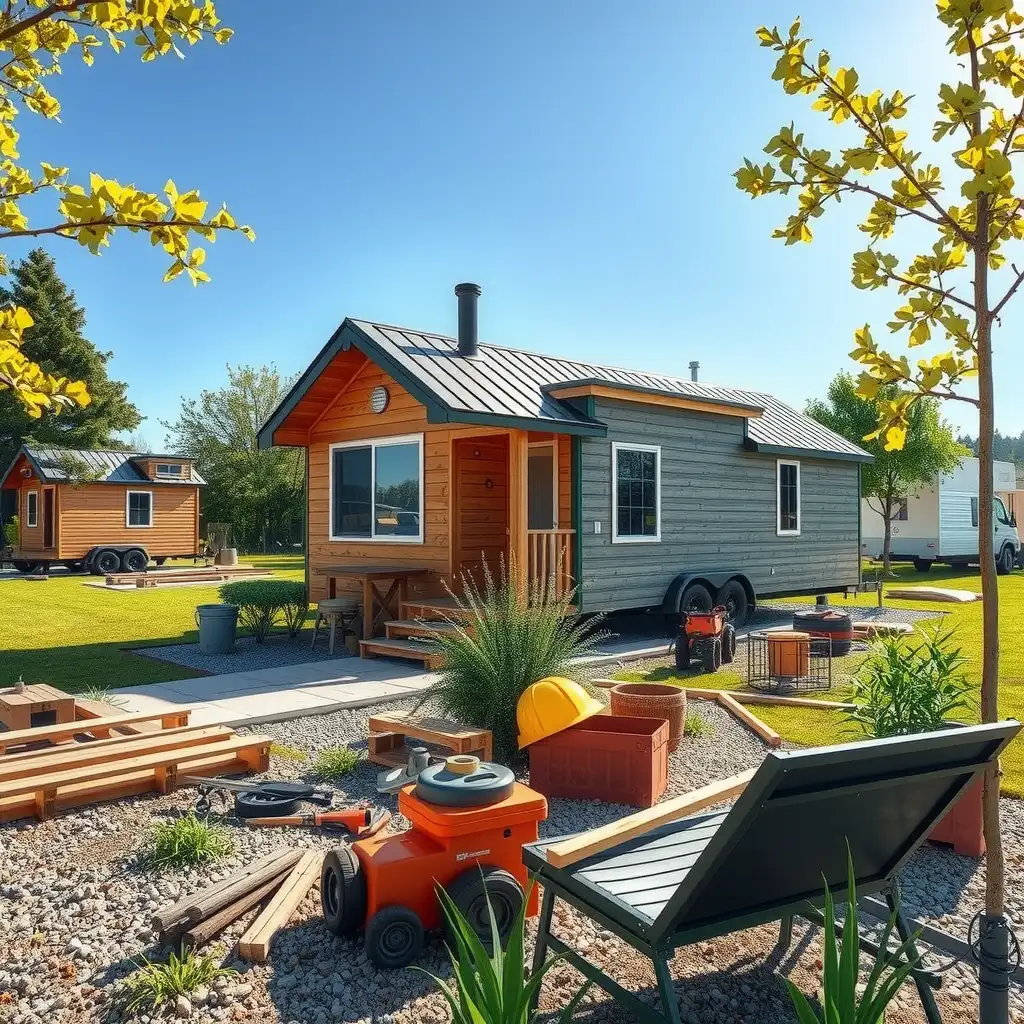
left=321, top=769, right=547, bottom=968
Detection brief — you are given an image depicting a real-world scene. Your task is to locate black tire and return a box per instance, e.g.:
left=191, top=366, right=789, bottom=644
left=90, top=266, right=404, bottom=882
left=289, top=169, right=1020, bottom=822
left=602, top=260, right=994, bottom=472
left=722, top=623, right=737, bottom=664
left=233, top=791, right=301, bottom=818
left=12, top=560, right=36, bottom=574
left=699, top=636, right=722, bottom=673
left=92, top=549, right=121, bottom=575
left=443, top=867, right=525, bottom=951
left=364, top=906, right=424, bottom=969
left=718, top=580, right=749, bottom=626
left=913, top=558, right=933, bottom=573
left=674, top=636, right=691, bottom=672
left=997, top=545, right=1015, bottom=576
left=321, top=848, right=366, bottom=938
left=793, top=610, right=854, bottom=657
left=680, top=582, right=714, bottom=615
left=120, top=548, right=148, bottom=573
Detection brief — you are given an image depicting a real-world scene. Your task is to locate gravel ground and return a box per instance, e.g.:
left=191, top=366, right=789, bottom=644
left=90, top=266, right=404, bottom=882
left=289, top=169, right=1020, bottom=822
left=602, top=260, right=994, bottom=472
left=1, top=696, right=1020, bottom=1024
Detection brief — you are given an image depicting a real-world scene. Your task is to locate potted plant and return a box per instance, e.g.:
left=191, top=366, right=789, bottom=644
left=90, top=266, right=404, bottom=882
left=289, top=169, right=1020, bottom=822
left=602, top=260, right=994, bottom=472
left=846, top=625, right=981, bottom=855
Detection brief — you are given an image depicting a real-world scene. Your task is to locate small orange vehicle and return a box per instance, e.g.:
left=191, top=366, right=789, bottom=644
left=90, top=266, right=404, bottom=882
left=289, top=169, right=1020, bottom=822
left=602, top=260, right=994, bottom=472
left=675, top=603, right=736, bottom=673
left=321, top=760, right=547, bottom=968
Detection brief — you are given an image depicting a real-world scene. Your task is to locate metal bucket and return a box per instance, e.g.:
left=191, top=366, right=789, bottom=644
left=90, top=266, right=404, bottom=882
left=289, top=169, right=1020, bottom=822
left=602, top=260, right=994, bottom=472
left=195, top=603, right=238, bottom=655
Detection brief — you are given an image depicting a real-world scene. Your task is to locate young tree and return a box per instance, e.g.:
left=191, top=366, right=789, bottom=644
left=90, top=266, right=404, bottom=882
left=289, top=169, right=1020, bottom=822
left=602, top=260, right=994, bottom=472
left=163, top=366, right=304, bottom=554
left=807, top=374, right=967, bottom=571
left=735, top=7, right=1024, bottom=1017
left=0, top=2, right=253, bottom=419
left=0, top=249, right=142, bottom=463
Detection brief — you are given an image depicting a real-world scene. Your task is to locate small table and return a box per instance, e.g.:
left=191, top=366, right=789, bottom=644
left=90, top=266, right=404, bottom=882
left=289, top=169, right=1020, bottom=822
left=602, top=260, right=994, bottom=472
left=367, top=712, right=493, bottom=768
left=0, top=683, right=75, bottom=731
left=313, top=564, right=430, bottom=639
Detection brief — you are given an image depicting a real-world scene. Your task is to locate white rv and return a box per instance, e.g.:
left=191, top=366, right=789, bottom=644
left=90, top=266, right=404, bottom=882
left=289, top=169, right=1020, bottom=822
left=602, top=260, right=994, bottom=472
left=861, top=457, right=1021, bottom=574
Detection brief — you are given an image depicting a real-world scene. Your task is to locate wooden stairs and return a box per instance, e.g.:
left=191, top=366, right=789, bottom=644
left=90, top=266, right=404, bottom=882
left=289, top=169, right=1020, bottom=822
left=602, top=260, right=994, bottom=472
left=358, top=597, right=469, bottom=670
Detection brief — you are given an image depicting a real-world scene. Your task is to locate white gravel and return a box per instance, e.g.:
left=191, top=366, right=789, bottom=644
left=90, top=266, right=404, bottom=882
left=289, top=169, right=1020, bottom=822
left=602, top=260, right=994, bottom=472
left=0, top=695, right=1020, bottom=1024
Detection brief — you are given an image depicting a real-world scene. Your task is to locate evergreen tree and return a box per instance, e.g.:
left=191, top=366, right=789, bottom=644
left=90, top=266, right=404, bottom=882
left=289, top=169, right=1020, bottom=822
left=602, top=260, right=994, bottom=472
left=0, top=249, right=142, bottom=464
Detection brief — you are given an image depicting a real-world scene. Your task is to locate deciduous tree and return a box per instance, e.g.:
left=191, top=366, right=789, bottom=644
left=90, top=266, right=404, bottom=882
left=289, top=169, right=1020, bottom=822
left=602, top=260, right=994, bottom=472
left=0, top=1, right=253, bottom=418
left=807, top=374, right=967, bottom=570
left=736, top=5, right=1024, bottom=1016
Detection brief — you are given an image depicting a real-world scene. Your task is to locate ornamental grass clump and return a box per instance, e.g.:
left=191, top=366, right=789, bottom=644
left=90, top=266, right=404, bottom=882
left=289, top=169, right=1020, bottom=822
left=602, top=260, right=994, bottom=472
left=144, top=812, right=233, bottom=870
left=218, top=579, right=308, bottom=642
left=419, top=557, right=608, bottom=765
left=846, top=625, right=976, bottom=739
left=310, top=746, right=360, bottom=780
left=123, top=948, right=236, bottom=1015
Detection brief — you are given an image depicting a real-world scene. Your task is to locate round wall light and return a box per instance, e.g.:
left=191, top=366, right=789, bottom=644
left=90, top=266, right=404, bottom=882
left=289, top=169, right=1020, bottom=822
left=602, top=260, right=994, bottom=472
left=369, top=386, right=390, bottom=414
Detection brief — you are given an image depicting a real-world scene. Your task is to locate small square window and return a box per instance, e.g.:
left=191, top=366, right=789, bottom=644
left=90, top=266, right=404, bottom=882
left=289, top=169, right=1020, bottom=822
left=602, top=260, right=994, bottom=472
left=127, top=491, right=152, bottom=528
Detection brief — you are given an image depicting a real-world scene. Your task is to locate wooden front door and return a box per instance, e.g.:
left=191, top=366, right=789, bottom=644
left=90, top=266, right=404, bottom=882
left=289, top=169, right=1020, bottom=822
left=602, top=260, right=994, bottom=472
left=42, top=488, right=55, bottom=549
left=452, top=436, right=509, bottom=589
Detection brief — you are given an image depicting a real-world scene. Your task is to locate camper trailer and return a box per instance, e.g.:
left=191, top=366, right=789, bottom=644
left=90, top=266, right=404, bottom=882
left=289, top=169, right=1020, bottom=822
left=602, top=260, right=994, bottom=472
left=861, top=457, right=1020, bottom=573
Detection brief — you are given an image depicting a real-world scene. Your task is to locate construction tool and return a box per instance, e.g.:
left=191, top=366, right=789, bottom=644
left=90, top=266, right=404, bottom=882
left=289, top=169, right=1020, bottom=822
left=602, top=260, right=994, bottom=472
left=245, top=806, right=391, bottom=838
left=183, top=775, right=334, bottom=817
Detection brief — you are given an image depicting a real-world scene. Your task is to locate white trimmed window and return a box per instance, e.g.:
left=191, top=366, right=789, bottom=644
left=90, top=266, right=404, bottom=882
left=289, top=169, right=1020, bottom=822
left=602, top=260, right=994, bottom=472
left=154, top=463, right=185, bottom=479
left=612, top=442, right=661, bottom=543
left=330, top=434, right=424, bottom=542
left=777, top=460, right=801, bottom=536
left=25, top=490, right=37, bottom=528
left=126, top=490, right=153, bottom=528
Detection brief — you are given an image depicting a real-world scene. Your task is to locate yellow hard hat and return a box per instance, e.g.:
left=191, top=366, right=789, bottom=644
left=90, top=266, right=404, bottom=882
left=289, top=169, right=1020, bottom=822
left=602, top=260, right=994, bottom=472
left=517, top=677, right=604, bottom=748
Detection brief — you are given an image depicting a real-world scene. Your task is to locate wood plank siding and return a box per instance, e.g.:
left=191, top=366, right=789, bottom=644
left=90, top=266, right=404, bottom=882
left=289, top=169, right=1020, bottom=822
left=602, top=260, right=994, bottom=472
left=577, top=398, right=861, bottom=613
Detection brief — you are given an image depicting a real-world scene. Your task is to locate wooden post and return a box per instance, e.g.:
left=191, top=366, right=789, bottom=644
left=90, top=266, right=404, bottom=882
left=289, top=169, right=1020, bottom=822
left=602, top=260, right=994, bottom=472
left=508, top=429, right=529, bottom=602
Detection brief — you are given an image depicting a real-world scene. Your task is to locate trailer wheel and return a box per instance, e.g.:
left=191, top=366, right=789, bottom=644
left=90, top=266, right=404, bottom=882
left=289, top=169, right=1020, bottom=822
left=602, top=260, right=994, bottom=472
left=92, top=549, right=121, bottom=575
left=699, top=637, right=722, bottom=673
left=120, top=548, right=148, bottom=573
left=680, top=582, right=713, bottom=615
left=364, top=906, right=424, bottom=969
left=997, top=545, right=1015, bottom=576
left=718, top=580, right=749, bottom=625
left=722, top=624, right=737, bottom=664
left=674, top=637, right=691, bottom=673
left=12, top=560, right=36, bottom=574
left=443, top=867, right=524, bottom=951
left=912, top=558, right=933, bottom=573
left=321, top=847, right=366, bottom=938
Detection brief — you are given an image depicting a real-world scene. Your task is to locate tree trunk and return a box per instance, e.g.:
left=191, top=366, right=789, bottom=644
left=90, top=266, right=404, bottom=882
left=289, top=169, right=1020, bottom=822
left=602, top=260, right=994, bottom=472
left=881, top=496, right=893, bottom=575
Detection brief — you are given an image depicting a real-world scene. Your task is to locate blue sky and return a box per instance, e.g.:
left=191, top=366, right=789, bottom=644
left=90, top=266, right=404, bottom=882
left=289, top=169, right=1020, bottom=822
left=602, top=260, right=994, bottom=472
left=11, top=0, right=1015, bottom=441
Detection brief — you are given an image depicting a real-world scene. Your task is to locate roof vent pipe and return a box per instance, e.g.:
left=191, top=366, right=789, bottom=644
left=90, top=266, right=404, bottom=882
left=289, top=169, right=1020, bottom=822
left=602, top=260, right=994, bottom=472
left=455, top=282, right=481, bottom=357
left=689, top=360, right=700, bottom=382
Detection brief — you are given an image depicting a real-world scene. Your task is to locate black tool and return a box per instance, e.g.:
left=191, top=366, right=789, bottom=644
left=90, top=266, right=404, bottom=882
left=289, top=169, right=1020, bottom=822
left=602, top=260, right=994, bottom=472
left=183, top=775, right=335, bottom=817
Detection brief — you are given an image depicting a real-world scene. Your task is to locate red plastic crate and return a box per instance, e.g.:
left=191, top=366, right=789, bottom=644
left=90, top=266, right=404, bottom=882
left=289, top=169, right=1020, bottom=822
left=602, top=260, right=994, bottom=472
left=527, top=715, right=669, bottom=807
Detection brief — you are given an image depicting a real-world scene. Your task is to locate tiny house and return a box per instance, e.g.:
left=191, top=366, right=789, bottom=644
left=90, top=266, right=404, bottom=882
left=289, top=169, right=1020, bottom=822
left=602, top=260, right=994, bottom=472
left=0, top=445, right=205, bottom=574
left=259, top=286, right=870, bottom=665
left=861, top=457, right=1020, bottom=573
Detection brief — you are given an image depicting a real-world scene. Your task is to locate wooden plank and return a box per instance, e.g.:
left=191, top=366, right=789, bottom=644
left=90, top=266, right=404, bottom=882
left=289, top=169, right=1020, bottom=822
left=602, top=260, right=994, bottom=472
left=545, top=768, right=757, bottom=869
left=722, top=691, right=856, bottom=712
left=182, top=874, right=285, bottom=949
left=0, top=725, right=233, bottom=779
left=716, top=693, right=782, bottom=748
left=155, top=848, right=301, bottom=933
left=238, top=850, right=323, bottom=962
left=368, top=712, right=488, bottom=746
left=886, top=586, right=981, bottom=603
left=0, top=707, right=193, bottom=753
left=73, top=698, right=153, bottom=735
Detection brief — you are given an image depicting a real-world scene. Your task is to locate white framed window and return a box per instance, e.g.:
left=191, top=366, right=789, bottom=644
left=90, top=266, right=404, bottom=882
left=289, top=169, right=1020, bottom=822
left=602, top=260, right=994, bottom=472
left=329, top=433, right=424, bottom=543
left=25, top=490, right=37, bottom=528
left=126, top=490, right=153, bottom=528
left=154, top=463, right=185, bottom=479
left=611, top=442, right=661, bottom=543
left=776, top=459, right=801, bottom=536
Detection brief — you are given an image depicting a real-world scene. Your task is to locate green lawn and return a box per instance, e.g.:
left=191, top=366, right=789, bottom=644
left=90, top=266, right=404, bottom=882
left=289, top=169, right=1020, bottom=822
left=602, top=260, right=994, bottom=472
left=615, top=563, right=1024, bottom=797
left=0, top=555, right=305, bottom=694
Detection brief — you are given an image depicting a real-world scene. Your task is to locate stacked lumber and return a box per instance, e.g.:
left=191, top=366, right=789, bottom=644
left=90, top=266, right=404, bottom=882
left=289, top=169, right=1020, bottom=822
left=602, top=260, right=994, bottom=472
left=0, top=709, right=271, bottom=822
left=153, top=847, right=323, bottom=960
left=103, top=565, right=271, bottom=588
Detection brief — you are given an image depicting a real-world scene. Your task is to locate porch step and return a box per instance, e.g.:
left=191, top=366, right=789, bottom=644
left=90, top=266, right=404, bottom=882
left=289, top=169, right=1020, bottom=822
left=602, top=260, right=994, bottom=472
left=359, top=637, right=446, bottom=670
left=399, top=596, right=469, bottom=621
left=385, top=619, right=461, bottom=641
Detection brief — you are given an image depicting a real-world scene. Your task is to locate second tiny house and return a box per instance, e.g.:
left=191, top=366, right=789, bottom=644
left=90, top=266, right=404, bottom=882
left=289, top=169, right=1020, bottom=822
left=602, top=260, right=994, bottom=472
left=259, top=285, right=870, bottom=665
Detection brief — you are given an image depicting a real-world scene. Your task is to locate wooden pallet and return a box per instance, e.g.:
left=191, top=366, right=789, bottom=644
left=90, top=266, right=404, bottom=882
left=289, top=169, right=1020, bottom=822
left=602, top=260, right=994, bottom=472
left=0, top=707, right=193, bottom=754
left=103, top=567, right=271, bottom=588
left=367, top=711, right=492, bottom=768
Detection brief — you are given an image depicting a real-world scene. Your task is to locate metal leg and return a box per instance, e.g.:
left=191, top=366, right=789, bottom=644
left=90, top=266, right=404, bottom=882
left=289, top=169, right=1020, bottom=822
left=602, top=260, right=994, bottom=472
left=653, top=954, right=683, bottom=1024
left=529, top=888, right=556, bottom=1012
left=777, top=915, right=793, bottom=951
left=328, top=613, right=337, bottom=655
left=310, top=612, right=321, bottom=650
left=887, top=890, right=943, bottom=1024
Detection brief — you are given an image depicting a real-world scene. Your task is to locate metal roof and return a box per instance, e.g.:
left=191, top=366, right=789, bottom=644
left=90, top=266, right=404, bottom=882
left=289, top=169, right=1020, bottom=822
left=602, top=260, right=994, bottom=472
left=6, top=446, right=206, bottom=485
left=259, top=318, right=871, bottom=462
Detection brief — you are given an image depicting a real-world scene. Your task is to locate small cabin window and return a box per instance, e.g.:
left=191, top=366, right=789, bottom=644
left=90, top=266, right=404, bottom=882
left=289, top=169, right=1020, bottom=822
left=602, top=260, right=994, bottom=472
left=154, top=463, right=185, bottom=479
left=777, top=460, right=801, bottom=536
left=894, top=497, right=909, bottom=522
left=329, top=434, right=423, bottom=542
left=126, top=490, right=153, bottom=528
left=25, top=490, right=37, bottom=528
left=971, top=496, right=979, bottom=528
left=612, top=443, right=661, bottom=543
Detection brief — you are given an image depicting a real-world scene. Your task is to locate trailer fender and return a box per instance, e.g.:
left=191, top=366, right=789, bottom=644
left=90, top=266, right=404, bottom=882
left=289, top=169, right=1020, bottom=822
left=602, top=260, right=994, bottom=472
left=661, top=570, right=756, bottom=618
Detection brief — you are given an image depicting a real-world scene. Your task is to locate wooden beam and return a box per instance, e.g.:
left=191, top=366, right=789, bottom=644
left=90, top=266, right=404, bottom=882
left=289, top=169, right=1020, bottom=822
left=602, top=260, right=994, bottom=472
left=683, top=688, right=855, bottom=711
left=181, top=875, right=284, bottom=950
left=238, top=850, right=323, bottom=962
left=0, top=707, right=192, bottom=753
left=545, top=383, right=763, bottom=420
left=716, top=693, right=782, bottom=748
left=508, top=428, right=529, bottom=600
left=545, top=768, right=757, bottom=869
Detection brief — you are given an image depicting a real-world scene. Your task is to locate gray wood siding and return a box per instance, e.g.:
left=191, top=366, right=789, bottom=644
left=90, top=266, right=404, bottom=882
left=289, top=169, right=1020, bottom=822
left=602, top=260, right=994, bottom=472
left=578, top=399, right=861, bottom=613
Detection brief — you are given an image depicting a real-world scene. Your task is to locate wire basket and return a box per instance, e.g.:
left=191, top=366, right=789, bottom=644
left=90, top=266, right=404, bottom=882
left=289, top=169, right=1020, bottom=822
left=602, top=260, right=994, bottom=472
left=746, top=631, right=833, bottom=693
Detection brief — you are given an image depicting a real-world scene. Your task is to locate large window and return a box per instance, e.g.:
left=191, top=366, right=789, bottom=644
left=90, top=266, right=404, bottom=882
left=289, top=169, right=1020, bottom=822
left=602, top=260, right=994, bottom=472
left=154, top=463, right=185, bottom=479
left=25, top=490, right=37, bottom=528
left=777, top=460, right=801, bottom=536
left=330, top=434, right=423, bottom=542
left=612, top=442, right=661, bottom=543
left=126, top=490, right=153, bottom=528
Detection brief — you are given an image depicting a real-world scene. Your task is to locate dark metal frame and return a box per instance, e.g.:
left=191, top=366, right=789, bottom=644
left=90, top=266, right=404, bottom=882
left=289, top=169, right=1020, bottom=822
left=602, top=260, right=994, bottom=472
left=524, top=722, right=1020, bottom=1024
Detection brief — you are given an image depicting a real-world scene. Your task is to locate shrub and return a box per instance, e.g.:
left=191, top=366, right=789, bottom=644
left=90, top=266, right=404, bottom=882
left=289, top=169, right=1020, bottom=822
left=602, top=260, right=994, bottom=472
left=77, top=685, right=128, bottom=708
left=846, top=625, right=976, bottom=739
left=419, top=557, right=609, bottom=766
left=684, top=710, right=715, bottom=738
left=218, top=579, right=308, bottom=642
left=2, top=514, right=19, bottom=549
left=270, top=742, right=308, bottom=762
left=144, top=812, right=234, bottom=869
left=123, top=948, right=236, bottom=1014
left=310, top=746, right=360, bottom=780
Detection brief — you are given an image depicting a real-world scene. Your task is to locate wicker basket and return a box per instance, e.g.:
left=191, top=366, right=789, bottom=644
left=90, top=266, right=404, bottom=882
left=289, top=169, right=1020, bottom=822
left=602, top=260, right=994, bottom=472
left=609, top=683, right=686, bottom=752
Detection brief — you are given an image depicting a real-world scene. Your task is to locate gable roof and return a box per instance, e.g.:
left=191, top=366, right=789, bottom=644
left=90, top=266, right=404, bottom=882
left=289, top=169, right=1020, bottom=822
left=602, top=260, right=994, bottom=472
left=258, top=318, right=871, bottom=463
left=0, top=445, right=206, bottom=487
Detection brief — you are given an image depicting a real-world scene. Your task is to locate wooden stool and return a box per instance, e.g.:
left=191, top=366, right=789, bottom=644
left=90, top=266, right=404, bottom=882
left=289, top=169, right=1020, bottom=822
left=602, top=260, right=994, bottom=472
left=311, top=598, right=361, bottom=655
